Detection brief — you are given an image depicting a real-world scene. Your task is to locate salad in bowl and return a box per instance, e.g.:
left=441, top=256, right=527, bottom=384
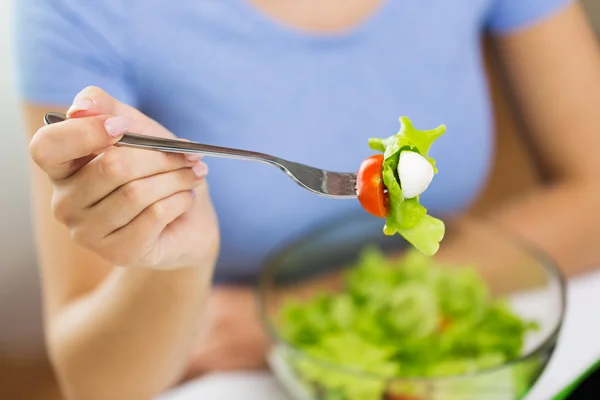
left=258, top=117, right=565, bottom=400
left=259, top=213, right=565, bottom=400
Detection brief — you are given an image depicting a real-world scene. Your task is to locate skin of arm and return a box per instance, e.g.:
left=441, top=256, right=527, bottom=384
left=24, top=99, right=217, bottom=400
left=487, top=2, right=600, bottom=276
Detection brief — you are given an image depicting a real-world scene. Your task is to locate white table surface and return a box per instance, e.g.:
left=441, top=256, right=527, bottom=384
left=159, top=269, right=600, bottom=400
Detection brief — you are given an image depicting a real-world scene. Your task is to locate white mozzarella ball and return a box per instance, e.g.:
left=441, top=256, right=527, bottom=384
left=398, top=151, right=434, bottom=199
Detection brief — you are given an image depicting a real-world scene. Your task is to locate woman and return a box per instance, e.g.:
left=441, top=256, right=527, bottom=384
left=15, top=0, right=600, bottom=399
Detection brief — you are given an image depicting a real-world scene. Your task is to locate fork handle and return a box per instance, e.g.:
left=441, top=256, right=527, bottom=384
left=118, top=132, right=277, bottom=164
left=44, top=112, right=277, bottom=164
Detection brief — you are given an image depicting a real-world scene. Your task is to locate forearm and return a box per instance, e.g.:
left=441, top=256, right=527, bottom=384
left=487, top=180, right=600, bottom=277
left=50, top=265, right=213, bottom=400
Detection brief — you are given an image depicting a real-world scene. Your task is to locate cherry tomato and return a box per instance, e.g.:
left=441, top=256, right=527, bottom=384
left=357, top=154, right=389, bottom=218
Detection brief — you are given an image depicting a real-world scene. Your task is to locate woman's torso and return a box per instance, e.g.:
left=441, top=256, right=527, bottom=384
left=113, top=0, right=495, bottom=281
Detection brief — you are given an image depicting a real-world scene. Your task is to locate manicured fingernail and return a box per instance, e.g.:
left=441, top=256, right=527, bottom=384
left=105, top=116, right=129, bottom=137
left=67, top=98, right=94, bottom=116
left=192, top=162, right=208, bottom=178
left=186, top=154, right=203, bottom=162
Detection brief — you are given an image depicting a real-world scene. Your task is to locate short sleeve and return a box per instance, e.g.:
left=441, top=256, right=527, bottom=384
left=486, top=0, right=574, bottom=34
left=13, top=0, right=137, bottom=107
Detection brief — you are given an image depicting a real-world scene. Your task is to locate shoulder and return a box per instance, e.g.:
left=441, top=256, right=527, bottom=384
left=15, top=0, right=136, bottom=106
left=485, top=0, right=574, bottom=33
left=15, top=0, right=131, bottom=48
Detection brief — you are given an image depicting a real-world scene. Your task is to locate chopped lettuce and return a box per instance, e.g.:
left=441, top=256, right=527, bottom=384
left=276, top=248, right=538, bottom=400
left=369, top=117, right=446, bottom=255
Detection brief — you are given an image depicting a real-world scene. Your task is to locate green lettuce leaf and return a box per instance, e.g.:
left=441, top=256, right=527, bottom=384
left=369, top=117, right=446, bottom=255
left=395, top=214, right=445, bottom=256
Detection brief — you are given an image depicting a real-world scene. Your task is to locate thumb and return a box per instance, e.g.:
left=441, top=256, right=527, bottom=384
left=30, top=115, right=125, bottom=180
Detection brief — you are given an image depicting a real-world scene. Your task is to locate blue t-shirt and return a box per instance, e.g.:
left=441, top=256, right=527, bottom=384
left=14, top=0, right=571, bottom=282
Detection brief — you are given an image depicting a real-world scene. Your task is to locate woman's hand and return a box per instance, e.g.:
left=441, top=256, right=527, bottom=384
left=26, top=87, right=221, bottom=399
left=181, top=271, right=346, bottom=381
left=182, top=286, right=270, bottom=380
left=29, top=86, right=219, bottom=270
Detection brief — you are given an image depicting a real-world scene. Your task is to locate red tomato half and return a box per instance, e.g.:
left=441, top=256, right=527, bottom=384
left=357, top=154, right=389, bottom=218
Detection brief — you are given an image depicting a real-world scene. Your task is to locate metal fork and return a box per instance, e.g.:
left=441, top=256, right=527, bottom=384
left=44, top=112, right=357, bottom=198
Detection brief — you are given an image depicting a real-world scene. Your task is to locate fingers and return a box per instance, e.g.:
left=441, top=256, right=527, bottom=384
left=92, top=165, right=207, bottom=236
left=30, top=115, right=124, bottom=180
left=30, top=86, right=179, bottom=181
left=61, top=146, right=202, bottom=208
left=59, top=166, right=207, bottom=267
left=103, top=190, right=197, bottom=267
left=52, top=151, right=207, bottom=234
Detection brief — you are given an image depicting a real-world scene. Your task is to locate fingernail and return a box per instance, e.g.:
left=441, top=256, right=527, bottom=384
left=186, top=154, right=203, bottom=162
left=192, top=162, right=208, bottom=178
left=105, top=116, right=129, bottom=137
left=67, top=98, right=94, bottom=116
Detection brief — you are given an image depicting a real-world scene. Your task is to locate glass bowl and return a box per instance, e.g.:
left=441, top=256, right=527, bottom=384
left=258, top=211, right=566, bottom=400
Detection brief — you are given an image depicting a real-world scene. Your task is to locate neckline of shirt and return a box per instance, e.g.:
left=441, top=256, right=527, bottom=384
left=233, top=0, right=394, bottom=44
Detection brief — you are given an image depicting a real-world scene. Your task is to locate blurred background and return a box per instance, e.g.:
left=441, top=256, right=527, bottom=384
left=0, top=1, right=599, bottom=399
left=0, top=0, right=43, bottom=360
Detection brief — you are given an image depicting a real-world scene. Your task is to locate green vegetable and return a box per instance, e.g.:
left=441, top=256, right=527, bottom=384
left=276, top=248, right=538, bottom=400
left=369, top=117, right=446, bottom=255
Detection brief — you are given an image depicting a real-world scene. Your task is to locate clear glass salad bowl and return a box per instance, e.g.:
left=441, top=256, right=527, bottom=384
left=258, top=212, right=566, bottom=400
